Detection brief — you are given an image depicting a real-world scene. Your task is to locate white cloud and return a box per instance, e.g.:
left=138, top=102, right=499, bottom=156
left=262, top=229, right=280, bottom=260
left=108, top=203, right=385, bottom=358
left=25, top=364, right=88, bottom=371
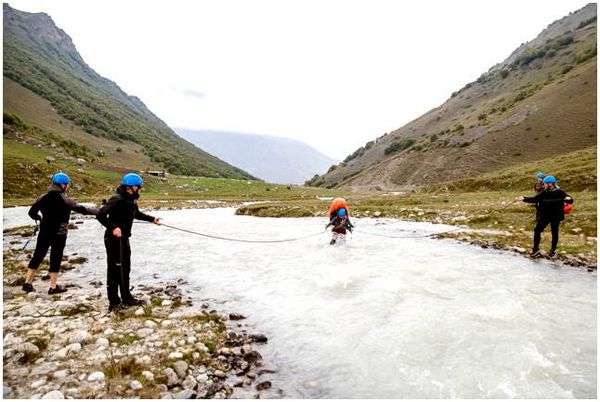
left=7, top=0, right=591, bottom=159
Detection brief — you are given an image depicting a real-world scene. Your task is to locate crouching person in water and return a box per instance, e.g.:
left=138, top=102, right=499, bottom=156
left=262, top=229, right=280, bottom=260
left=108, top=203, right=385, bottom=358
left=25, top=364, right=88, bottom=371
left=326, top=208, right=354, bottom=245
left=23, top=172, right=98, bottom=294
left=517, top=175, right=574, bottom=258
left=96, top=173, right=160, bottom=312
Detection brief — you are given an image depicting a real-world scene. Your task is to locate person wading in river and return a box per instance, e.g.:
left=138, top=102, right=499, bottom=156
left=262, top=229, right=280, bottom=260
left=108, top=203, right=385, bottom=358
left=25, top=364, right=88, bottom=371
left=23, top=172, right=98, bottom=294
left=326, top=208, right=354, bottom=245
left=326, top=198, right=353, bottom=245
left=97, top=173, right=160, bottom=312
left=517, top=175, right=574, bottom=258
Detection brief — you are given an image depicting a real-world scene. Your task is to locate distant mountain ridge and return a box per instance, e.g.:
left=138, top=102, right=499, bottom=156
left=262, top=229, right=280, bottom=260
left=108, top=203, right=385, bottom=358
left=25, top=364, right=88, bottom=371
left=176, top=129, right=336, bottom=184
left=3, top=3, right=253, bottom=179
left=309, top=3, right=597, bottom=190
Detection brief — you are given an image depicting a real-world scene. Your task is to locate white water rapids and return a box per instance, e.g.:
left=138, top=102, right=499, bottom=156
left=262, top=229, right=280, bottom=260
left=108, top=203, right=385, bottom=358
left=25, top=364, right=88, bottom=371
left=3, top=207, right=597, bottom=398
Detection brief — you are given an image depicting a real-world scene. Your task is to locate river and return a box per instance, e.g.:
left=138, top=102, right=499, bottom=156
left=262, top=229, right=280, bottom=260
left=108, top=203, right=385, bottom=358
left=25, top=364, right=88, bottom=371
left=3, top=207, right=596, bottom=398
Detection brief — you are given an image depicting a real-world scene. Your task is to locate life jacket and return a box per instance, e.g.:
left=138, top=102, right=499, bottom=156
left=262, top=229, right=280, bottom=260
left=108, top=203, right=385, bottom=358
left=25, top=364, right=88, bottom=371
left=328, top=197, right=349, bottom=218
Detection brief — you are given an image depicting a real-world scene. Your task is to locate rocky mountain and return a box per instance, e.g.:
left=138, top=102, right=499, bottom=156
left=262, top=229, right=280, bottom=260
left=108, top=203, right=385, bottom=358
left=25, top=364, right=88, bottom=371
left=308, top=3, right=597, bottom=190
left=3, top=3, right=253, bottom=180
left=176, top=129, right=336, bottom=184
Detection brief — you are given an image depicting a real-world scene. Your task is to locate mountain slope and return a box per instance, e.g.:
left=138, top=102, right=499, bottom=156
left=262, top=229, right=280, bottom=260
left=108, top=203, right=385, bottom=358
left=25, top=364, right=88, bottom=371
left=309, top=3, right=597, bottom=190
left=3, top=3, right=253, bottom=179
left=176, top=129, right=336, bottom=184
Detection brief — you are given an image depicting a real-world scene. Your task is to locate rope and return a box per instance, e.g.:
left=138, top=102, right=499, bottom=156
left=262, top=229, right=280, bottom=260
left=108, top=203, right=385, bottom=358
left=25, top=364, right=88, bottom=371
left=157, top=222, right=326, bottom=244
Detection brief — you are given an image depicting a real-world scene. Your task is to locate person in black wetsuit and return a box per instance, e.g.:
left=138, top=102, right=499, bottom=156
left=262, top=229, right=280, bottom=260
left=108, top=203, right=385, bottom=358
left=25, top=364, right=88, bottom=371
left=518, top=175, right=574, bottom=258
left=96, top=173, right=160, bottom=311
left=23, top=172, right=98, bottom=294
left=326, top=208, right=354, bottom=245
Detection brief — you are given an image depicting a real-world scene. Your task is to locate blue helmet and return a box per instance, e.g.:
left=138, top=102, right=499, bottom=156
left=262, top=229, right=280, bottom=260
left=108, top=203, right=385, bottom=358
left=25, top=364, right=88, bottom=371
left=535, top=171, right=545, bottom=180
left=337, top=208, right=347, bottom=217
left=121, top=173, right=144, bottom=187
left=543, top=175, right=557, bottom=184
left=51, top=172, right=70, bottom=185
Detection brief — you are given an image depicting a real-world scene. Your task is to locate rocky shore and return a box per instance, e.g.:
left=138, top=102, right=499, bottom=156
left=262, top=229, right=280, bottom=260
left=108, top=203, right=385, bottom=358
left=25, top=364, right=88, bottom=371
left=3, top=229, right=280, bottom=399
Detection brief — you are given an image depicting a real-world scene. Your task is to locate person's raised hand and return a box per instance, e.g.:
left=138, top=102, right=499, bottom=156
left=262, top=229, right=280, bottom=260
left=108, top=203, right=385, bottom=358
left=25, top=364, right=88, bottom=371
left=112, top=227, right=122, bottom=238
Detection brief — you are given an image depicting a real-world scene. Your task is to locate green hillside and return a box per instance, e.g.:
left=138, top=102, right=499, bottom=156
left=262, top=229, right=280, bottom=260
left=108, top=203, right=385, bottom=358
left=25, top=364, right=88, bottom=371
left=3, top=3, right=253, bottom=179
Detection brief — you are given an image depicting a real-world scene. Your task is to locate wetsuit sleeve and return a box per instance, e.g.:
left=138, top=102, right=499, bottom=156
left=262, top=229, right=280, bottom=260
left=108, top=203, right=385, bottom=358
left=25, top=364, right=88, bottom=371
left=522, top=193, right=541, bottom=204
left=96, top=196, right=119, bottom=230
left=62, top=195, right=98, bottom=216
left=134, top=205, right=155, bottom=222
left=28, top=194, right=44, bottom=221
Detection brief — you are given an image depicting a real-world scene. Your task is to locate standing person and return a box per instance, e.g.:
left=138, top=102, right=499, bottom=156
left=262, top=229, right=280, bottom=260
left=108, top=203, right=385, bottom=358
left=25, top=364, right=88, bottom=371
left=23, top=172, right=98, bottom=294
left=96, top=173, right=160, bottom=311
left=534, top=171, right=546, bottom=193
left=517, top=175, right=574, bottom=258
left=326, top=197, right=353, bottom=245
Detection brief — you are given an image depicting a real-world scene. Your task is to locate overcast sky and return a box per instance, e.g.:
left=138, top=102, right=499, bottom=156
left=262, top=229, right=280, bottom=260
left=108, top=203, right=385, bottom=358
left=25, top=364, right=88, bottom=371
left=7, top=0, right=591, bottom=159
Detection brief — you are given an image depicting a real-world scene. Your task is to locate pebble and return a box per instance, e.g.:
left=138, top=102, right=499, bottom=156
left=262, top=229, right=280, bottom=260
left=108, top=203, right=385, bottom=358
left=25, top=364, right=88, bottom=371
left=161, top=320, right=174, bottom=328
left=31, top=379, right=46, bottom=389
left=161, top=299, right=172, bottom=307
left=31, top=362, right=58, bottom=376
left=173, top=360, right=189, bottom=378
left=136, top=328, right=154, bottom=338
left=134, top=308, right=145, bottom=316
left=68, top=330, right=91, bottom=345
left=52, top=369, right=69, bottom=380
left=141, top=371, right=154, bottom=382
left=87, top=371, right=105, bottom=382
left=130, top=380, right=143, bottom=391
left=15, top=342, right=39, bottom=355
left=174, top=389, right=196, bottom=399
left=256, top=381, right=272, bottom=391
left=164, top=368, right=180, bottom=386
left=144, top=320, right=157, bottom=328
left=95, top=338, right=109, bottom=348
left=42, top=390, right=64, bottom=399
left=168, top=351, right=183, bottom=360
left=103, top=328, right=115, bottom=336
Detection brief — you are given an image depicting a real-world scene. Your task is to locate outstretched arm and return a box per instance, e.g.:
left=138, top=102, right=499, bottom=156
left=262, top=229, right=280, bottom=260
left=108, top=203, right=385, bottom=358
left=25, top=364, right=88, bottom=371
left=63, top=195, right=98, bottom=216
left=135, top=204, right=158, bottom=223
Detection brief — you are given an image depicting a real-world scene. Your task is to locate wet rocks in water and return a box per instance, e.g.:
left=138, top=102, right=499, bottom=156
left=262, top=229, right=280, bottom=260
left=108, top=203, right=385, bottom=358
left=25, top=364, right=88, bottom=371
left=229, top=313, right=246, bottom=320
left=256, top=381, right=272, bottom=391
left=250, top=334, right=268, bottom=343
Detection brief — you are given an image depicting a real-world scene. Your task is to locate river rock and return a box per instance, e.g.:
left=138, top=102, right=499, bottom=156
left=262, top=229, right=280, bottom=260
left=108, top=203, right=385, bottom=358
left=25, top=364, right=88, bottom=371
left=134, top=308, right=144, bottom=316
left=95, top=338, right=109, bottom=348
left=31, top=362, right=58, bottom=376
left=103, top=328, right=115, bottom=336
left=168, top=351, right=183, bottom=360
left=136, top=328, right=154, bottom=338
left=161, top=299, right=172, bottom=307
left=68, top=330, right=91, bottom=344
left=141, top=370, right=154, bottom=382
left=174, top=389, right=196, bottom=399
left=229, top=313, right=246, bottom=320
left=42, top=390, right=64, bottom=399
left=173, top=360, right=189, bottom=378
left=161, top=320, right=174, bottom=328
left=18, top=304, right=38, bottom=316
left=130, top=380, right=143, bottom=391
left=87, top=371, right=105, bottom=382
left=251, top=334, right=268, bottom=343
left=31, top=378, right=47, bottom=389
left=163, top=368, right=180, bottom=386
left=52, top=369, right=69, bottom=380
left=256, top=381, right=272, bottom=391
left=15, top=342, right=39, bottom=355
left=144, top=320, right=158, bottom=328
left=182, top=375, right=197, bottom=390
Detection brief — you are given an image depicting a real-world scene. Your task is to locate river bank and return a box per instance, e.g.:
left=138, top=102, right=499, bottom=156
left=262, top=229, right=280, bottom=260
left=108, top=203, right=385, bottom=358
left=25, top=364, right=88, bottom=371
left=3, top=230, right=280, bottom=399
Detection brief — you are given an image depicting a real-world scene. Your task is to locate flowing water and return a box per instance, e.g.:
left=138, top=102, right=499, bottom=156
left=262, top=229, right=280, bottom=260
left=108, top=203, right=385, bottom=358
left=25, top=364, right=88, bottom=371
left=3, top=207, right=597, bottom=398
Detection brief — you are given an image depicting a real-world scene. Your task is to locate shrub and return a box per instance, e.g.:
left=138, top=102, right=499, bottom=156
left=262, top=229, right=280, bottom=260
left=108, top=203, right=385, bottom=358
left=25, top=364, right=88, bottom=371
left=477, top=113, right=487, bottom=120
left=499, top=69, right=509, bottom=79
left=561, top=64, right=574, bottom=74
left=575, top=46, right=597, bottom=64
left=578, top=16, right=596, bottom=29
left=384, top=139, right=415, bottom=155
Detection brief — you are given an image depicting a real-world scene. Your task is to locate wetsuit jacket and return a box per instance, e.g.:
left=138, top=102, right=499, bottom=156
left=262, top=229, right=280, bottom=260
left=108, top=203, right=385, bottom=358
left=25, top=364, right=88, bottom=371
left=96, top=186, right=155, bottom=238
left=523, top=188, right=573, bottom=222
left=328, top=215, right=354, bottom=233
left=28, top=184, right=97, bottom=235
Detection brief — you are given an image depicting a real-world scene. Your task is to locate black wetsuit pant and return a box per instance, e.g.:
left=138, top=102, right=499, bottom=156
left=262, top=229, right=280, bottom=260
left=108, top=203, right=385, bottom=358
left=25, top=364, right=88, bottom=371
left=533, top=219, right=560, bottom=252
left=28, top=231, right=66, bottom=273
left=104, top=236, right=132, bottom=306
